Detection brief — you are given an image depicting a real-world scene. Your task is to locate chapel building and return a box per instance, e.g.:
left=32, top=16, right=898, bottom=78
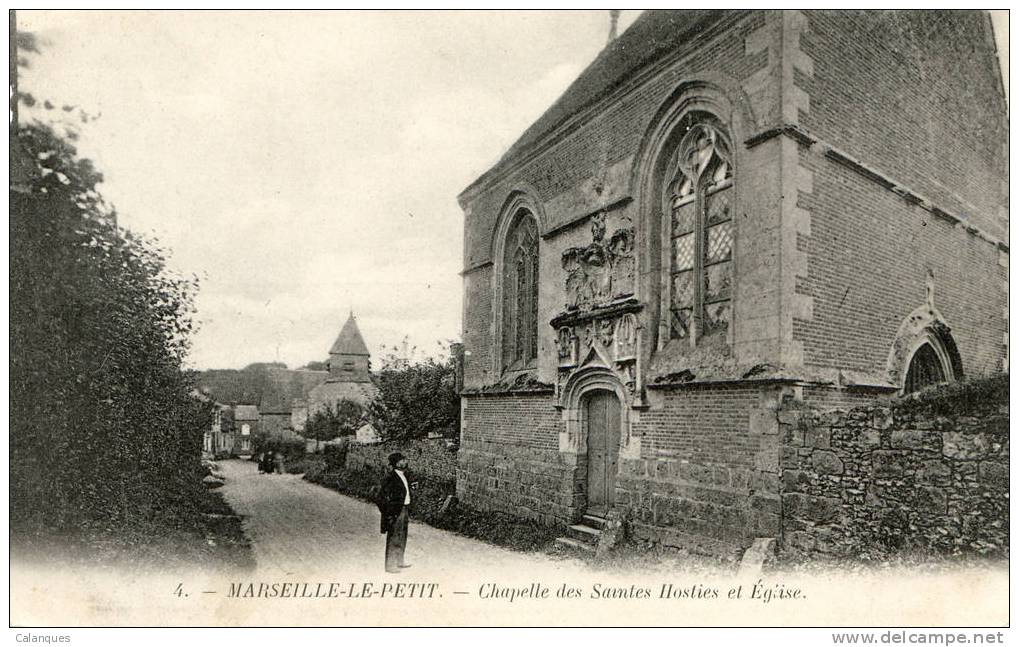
left=456, top=10, right=1008, bottom=554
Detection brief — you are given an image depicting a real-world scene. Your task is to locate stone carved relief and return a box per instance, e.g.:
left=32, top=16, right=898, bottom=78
left=614, top=313, right=638, bottom=362
left=556, top=326, right=578, bottom=368
left=562, top=212, right=635, bottom=311
left=597, top=319, right=615, bottom=348
left=552, top=307, right=643, bottom=406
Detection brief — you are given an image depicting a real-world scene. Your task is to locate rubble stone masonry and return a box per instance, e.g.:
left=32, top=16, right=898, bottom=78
left=779, top=377, right=1008, bottom=560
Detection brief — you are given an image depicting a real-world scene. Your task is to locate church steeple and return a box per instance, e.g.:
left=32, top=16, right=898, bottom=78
left=327, top=312, right=371, bottom=383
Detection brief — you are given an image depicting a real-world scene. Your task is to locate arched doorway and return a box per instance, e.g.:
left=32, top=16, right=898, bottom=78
left=583, top=389, right=622, bottom=515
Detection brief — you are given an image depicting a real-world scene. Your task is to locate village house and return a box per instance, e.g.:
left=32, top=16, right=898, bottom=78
left=233, top=404, right=259, bottom=456
left=198, top=314, right=381, bottom=449
left=456, top=10, right=1008, bottom=555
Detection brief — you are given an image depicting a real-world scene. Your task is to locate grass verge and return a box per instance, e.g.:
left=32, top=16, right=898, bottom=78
left=305, top=467, right=560, bottom=553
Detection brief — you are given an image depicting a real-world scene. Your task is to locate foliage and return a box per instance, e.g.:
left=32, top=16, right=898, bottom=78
left=284, top=455, right=327, bottom=477
left=305, top=468, right=559, bottom=553
left=892, top=374, right=1008, bottom=417
left=251, top=436, right=307, bottom=462
left=322, top=442, right=351, bottom=470
left=10, top=122, right=210, bottom=536
left=368, top=344, right=459, bottom=440
left=303, top=399, right=363, bottom=444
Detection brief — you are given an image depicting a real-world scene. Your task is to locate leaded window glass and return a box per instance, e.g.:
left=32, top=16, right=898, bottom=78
left=502, top=212, right=539, bottom=370
left=666, top=120, right=734, bottom=343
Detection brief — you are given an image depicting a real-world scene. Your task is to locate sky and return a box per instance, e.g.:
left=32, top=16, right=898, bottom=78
left=16, top=10, right=642, bottom=370
left=16, top=10, right=1007, bottom=371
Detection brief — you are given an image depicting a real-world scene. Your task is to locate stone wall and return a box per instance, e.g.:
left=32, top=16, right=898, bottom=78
left=779, top=376, right=1008, bottom=559
left=458, top=441, right=579, bottom=526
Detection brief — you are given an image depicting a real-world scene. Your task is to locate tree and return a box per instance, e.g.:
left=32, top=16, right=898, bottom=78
left=303, top=399, right=363, bottom=451
left=10, top=120, right=209, bottom=537
left=368, top=349, right=459, bottom=441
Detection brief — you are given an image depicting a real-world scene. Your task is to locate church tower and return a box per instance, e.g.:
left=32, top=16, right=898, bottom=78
left=327, top=312, right=371, bottom=383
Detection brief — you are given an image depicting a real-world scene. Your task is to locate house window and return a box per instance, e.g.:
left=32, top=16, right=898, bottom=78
left=501, top=211, right=539, bottom=370
left=666, top=118, right=734, bottom=343
left=241, top=423, right=251, bottom=436
left=904, top=342, right=949, bottom=393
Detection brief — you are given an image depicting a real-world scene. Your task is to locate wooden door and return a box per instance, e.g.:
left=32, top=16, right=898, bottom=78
left=585, top=390, right=621, bottom=514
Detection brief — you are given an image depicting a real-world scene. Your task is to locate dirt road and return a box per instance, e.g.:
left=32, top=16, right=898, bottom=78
left=217, top=458, right=584, bottom=582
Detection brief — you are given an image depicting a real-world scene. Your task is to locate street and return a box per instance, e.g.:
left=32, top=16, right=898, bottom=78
left=216, top=458, right=586, bottom=581
left=10, top=459, right=1008, bottom=626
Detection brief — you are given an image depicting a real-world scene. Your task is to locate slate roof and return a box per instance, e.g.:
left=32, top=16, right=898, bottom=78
left=460, top=9, right=727, bottom=199
left=329, top=313, right=370, bottom=356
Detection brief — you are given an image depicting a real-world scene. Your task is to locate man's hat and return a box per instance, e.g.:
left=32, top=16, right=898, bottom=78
left=388, top=452, right=405, bottom=467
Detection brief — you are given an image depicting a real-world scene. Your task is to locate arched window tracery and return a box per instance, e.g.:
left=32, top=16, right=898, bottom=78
left=665, top=116, right=734, bottom=343
left=502, top=211, right=539, bottom=371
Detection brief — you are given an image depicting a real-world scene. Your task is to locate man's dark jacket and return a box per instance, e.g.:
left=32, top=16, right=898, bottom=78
left=376, top=470, right=408, bottom=534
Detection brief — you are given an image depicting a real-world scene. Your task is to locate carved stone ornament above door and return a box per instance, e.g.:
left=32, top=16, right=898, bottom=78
left=561, top=212, right=635, bottom=312
left=551, top=300, right=644, bottom=409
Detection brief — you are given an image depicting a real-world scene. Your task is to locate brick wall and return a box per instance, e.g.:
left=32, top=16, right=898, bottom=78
left=461, top=11, right=767, bottom=274
left=780, top=376, right=1008, bottom=559
left=457, top=394, right=576, bottom=525
left=799, top=10, right=1007, bottom=239
left=795, top=151, right=1007, bottom=381
left=461, top=11, right=776, bottom=391
left=619, top=384, right=781, bottom=556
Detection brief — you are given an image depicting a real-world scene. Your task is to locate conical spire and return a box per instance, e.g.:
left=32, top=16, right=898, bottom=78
left=329, top=312, right=370, bottom=356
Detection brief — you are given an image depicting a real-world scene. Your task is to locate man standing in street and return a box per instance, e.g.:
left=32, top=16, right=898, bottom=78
left=377, top=452, right=411, bottom=573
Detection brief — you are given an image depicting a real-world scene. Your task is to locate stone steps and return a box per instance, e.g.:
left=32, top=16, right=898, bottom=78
left=553, top=536, right=596, bottom=554
left=553, top=514, right=606, bottom=557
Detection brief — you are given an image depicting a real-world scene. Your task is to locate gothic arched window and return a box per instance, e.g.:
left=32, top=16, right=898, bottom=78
left=904, top=342, right=950, bottom=394
left=665, top=117, right=734, bottom=343
left=502, top=211, right=539, bottom=371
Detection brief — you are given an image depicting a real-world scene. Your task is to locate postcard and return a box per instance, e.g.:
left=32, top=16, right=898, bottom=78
left=9, top=9, right=1009, bottom=631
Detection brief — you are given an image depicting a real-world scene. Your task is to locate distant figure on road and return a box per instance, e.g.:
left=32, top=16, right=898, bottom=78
left=274, top=451, right=285, bottom=474
left=377, top=452, right=411, bottom=573
left=263, top=451, right=275, bottom=475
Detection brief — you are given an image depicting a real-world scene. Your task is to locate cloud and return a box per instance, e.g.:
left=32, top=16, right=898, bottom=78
left=17, top=10, right=642, bottom=369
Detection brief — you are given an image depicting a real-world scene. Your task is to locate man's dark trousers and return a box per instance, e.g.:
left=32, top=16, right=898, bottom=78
left=385, top=506, right=409, bottom=572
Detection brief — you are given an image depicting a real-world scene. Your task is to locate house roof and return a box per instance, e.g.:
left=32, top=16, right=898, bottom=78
left=459, top=10, right=727, bottom=201
left=234, top=405, right=260, bottom=421
left=308, top=380, right=378, bottom=408
left=329, top=312, right=370, bottom=356
left=259, top=368, right=329, bottom=414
